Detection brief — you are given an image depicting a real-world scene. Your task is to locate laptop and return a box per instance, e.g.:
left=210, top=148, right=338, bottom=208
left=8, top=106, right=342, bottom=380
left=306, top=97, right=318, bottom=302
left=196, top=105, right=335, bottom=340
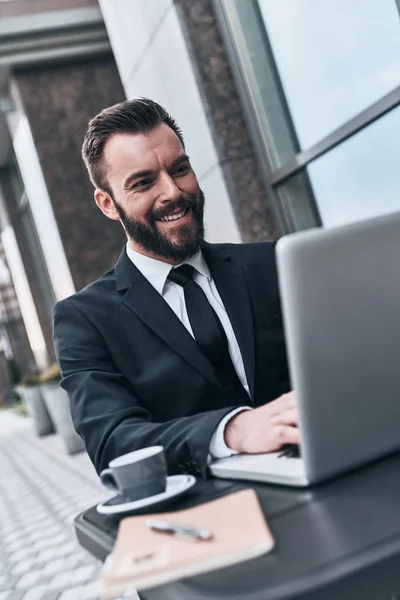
left=210, top=211, right=400, bottom=487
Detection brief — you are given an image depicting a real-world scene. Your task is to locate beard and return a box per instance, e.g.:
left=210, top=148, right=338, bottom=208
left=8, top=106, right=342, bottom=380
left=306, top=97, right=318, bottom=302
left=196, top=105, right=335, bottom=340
left=114, top=191, right=205, bottom=262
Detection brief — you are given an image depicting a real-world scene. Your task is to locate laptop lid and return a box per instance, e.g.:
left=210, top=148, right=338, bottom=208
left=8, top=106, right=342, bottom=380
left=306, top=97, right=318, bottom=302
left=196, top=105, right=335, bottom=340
left=276, top=211, right=400, bottom=483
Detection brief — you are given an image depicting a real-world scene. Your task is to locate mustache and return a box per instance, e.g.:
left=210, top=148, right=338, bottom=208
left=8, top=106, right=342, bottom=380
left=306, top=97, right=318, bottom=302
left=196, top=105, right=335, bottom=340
left=150, top=196, right=198, bottom=222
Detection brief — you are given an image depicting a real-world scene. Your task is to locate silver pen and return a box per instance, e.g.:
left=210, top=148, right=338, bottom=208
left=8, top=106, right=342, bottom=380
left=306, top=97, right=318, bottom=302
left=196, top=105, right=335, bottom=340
left=146, top=519, right=213, bottom=541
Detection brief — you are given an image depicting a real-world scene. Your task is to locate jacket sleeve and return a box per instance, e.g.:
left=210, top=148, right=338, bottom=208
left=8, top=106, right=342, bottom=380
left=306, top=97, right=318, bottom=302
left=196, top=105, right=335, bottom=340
left=53, top=298, right=237, bottom=478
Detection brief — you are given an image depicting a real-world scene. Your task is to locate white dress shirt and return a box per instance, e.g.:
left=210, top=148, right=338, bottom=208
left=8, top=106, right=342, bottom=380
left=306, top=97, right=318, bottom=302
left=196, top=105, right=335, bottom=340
left=126, top=244, right=250, bottom=458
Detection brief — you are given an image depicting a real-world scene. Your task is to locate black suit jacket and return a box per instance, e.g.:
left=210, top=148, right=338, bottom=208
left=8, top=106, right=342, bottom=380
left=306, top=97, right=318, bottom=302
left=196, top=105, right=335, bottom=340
left=53, top=242, right=290, bottom=477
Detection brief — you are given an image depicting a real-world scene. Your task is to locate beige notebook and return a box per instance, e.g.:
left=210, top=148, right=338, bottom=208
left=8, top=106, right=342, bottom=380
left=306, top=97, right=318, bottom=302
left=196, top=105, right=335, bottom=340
left=100, top=489, right=274, bottom=598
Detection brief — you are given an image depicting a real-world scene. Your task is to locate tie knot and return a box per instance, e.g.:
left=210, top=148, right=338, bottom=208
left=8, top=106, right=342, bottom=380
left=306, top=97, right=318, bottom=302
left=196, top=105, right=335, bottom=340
left=167, top=264, right=195, bottom=287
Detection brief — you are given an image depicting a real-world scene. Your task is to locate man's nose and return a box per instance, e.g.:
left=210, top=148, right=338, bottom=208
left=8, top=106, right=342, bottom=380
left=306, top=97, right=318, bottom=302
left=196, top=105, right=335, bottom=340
left=157, top=173, right=182, bottom=203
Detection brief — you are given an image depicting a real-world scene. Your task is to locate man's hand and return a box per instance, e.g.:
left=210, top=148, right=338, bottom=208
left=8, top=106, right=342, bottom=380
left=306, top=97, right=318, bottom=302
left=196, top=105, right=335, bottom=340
left=224, top=391, right=299, bottom=454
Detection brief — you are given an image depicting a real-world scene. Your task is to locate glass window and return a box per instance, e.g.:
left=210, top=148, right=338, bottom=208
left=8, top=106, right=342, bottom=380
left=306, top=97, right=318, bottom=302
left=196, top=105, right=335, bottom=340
left=278, top=106, right=400, bottom=227
left=213, top=0, right=321, bottom=230
left=258, top=0, right=400, bottom=148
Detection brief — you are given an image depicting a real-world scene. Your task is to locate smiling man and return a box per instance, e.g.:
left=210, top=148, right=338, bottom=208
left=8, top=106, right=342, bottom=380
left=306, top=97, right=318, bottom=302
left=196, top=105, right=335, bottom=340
left=95, top=121, right=205, bottom=264
left=53, top=98, right=298, bottom=478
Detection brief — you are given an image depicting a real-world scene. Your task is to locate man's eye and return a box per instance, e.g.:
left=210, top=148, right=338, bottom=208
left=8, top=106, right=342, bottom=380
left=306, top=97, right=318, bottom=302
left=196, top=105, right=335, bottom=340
left=133, top=179, right=152, bottom=189
left=174, top=164, right=189, bottom=175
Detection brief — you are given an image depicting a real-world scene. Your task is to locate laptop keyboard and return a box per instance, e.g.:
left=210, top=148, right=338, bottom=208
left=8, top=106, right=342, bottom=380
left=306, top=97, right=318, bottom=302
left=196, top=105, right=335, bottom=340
left=277, top=444, right=301, bottom=459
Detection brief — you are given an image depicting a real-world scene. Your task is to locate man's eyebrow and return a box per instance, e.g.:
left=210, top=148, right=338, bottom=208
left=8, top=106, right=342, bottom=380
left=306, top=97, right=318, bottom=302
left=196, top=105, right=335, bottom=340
left=123, top=169, right=154, bottom=191
left=168, top=154, right=190, bottom=171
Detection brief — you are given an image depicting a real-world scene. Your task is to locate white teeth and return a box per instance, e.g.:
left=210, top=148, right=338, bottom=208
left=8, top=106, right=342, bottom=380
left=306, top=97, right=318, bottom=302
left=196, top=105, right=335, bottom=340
left=159, top=208, right=187, bottom=222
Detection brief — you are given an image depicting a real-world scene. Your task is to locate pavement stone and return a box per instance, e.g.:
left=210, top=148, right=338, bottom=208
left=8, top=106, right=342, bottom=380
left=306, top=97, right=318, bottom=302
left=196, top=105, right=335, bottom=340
left=81, top=580, right=101, bottom=599
left=6, top=592, right=25, bottom=600
left=20, top=584, right=49, bottom=600
left=0, top=575, right=20, bottom=592
left=47, top=570, right=78, bottom=591
left=15, top=570, right=48, bottom=589
left=41, top=594, right=63, bottom=600
left=42, top=558, right=71, bottom=577
left=11, top=559, right=36, bottom=576
left=0, top=411, right=139, bottom=600
left=58, top=587, right=86, bottom=600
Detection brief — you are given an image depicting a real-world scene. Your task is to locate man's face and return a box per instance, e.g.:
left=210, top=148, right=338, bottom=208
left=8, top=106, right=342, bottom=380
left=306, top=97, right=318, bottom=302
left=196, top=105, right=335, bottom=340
left=95, top=123, right=204, bottom=263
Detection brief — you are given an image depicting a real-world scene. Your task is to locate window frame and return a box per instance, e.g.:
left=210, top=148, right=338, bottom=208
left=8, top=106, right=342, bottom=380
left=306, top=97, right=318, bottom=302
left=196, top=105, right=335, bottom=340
left=213, top=0, right=400, bottom=233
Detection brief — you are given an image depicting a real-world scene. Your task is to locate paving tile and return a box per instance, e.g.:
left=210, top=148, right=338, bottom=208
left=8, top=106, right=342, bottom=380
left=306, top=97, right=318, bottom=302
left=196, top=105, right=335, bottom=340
left=0, top=413, right=118, bottom=600
left=8, top=548, right=31, bottom=563
left=80, top=580, right=100, bottom=599
left=31, top=534, right=69, bottom=552
left=11, top=559, right=36, bottom=576
left=23, top=517, right=49, bottom=526
left=57, top=556, right=80, bottom=570
left=20, top=584, right=48, bottom=600
left=2, top=532, right=20, bottom=545
left=73, top=553, right=97, bottom=568
left=40, top=590, right=62, bottom=600
left=70, top=564, right=96, bottom=585
left=0, top=575, right=20, bottom=591
left=7, top=591, right=27, bottom=600
left=5, top=539, right=26, bottom=553
left=15, top=570, right=46, bottom=589
left=69, top=548, right=94, bottom=562
left=0, top=556, right=8, bottom=570
left=42, top=557, right=71, bottom=576
left=58, top=586, right=85, bottom=600
left=36, top=541, right=77, bottom=562
left=40, top=526, right=64, bottom=539
left=88, top=561, right=103, bottom=579
left=48, top=569, right=77, bottom=590
left=41, top=593, right=62, bottom=600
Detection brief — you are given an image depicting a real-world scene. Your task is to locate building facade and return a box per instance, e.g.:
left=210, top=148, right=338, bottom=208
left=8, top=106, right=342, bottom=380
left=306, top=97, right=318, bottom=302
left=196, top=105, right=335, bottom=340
left=0, top=0, right=126, bottom=370
left=0, top=0, right=399, bottom=372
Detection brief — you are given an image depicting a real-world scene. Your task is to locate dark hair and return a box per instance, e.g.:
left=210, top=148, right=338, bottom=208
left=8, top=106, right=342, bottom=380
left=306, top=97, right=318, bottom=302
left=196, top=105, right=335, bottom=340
left=82, top=98, right=185, bottom=196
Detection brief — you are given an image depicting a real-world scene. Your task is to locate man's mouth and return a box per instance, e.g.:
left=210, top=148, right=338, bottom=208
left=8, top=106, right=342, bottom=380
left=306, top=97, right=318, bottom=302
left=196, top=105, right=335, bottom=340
left=157, top=207, right=189, bottom=223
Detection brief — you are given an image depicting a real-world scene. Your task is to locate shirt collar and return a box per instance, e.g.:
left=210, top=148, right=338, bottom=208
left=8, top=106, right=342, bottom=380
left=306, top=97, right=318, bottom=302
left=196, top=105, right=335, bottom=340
left=183, top=252, right=211, bottom=282
left=126, top=244, right=211, bottom=295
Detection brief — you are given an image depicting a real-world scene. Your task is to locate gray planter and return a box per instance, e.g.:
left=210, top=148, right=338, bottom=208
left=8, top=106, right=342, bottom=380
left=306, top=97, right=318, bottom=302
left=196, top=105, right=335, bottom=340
left=14, top=384, right=27, bottom=411
left=40, top=382, right=85, bottom=454
left=18, top=385, right=55, bottom=436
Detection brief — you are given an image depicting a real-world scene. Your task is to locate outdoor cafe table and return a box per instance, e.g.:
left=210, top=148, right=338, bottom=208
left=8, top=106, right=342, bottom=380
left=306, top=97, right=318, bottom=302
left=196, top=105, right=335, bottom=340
left=74, top=451, right=400, bottom=600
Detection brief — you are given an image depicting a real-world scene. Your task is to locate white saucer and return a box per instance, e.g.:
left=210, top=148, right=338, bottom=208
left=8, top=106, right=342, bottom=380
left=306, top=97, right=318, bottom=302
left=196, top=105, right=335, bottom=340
left=96, top=474, right=196, bottom=515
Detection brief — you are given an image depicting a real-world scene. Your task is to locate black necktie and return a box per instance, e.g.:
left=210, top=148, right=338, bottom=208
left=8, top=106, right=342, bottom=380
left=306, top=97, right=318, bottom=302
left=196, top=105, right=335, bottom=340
left=168, top=264, right=248, bottom=400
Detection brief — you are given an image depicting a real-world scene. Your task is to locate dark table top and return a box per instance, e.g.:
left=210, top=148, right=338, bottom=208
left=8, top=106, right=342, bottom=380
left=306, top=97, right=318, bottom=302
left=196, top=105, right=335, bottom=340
left=75, top=452, right=400, bottom=600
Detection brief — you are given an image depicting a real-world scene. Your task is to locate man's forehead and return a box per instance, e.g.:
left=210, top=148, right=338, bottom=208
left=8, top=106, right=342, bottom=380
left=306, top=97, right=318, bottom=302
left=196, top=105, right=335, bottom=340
left=103, top=124, right=183, bottom=172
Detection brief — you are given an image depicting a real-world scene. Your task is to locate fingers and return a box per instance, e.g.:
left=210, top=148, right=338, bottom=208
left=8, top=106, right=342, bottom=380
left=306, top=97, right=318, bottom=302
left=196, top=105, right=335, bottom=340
left=231, top=390, right=300, bottom=454
left=280, top=391, right=296, bottom=409
left=273, top=407, right=298, bottom=427
left=274, top=425, right=300, bottom=448
left=268, top=390, right=296, bottom=413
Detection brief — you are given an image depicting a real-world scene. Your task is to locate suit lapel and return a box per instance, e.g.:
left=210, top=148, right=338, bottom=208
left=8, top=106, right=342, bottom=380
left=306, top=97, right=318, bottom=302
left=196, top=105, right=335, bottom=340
left=203, top=243, right=256, bottom=400
left=114, top=249, right=224, bottom=391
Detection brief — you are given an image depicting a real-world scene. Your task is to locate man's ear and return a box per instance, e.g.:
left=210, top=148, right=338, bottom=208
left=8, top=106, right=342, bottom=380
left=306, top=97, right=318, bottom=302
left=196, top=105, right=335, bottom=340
left=94, top=189, right=120, bottom=221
